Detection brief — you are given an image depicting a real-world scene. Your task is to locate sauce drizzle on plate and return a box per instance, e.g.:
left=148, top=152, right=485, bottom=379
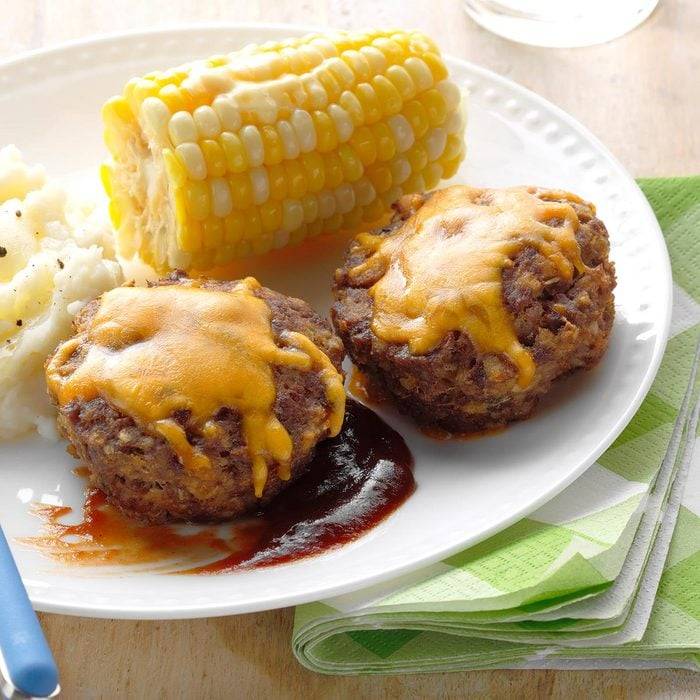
left=22, top=399, right=415, bottom=573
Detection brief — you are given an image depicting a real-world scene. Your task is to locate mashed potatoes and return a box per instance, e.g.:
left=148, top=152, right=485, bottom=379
left=0, top=146, right=123, bottom=439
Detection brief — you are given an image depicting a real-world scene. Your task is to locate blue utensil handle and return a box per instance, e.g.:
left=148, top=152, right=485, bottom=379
left=0, top=527, right=58, bottom=697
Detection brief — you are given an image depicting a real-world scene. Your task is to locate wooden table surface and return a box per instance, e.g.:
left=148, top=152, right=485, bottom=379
left=3, top=1, right=699, bottom=697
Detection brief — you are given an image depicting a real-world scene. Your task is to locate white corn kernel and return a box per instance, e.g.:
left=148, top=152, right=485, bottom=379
left=445, top=108, right=464, bottom=134
left=436, top=80, right=461, bottom=112
left=341, top=50, right=371, bottom=82
left=328, top=104, right=353, bottom=143
left=193, top=105, right=221, bottom=138
left=200, top=68, right=234, bottom=94
left=404, top=57, right=433, bottom=91
left=317, top=190, right=336, bottom=219
left=302, top=76, right=328, bottom=110
left=237, top=90, right=278, bottom=124
left=334, top=183, right=355, bottom=214
left=241, top=125, right=264, bottom=167
left=210, top=177, right=233, bottom=217
left=168, top=111, right=198, bottom=145
left=276, top=120, right=300, bottom=159
left=326, top=57, right=355, bottom=87
left=175, top=143, right=207, bottom=180
left=310, top=37, right=338, bottom=58
left=353, top=177, right=376, bottom=206
left=212, top=95, right=242, bottom=131
left=425, top=127, right=447, bottom=161
left=388, top=114, right=415, bottom=152
left=390, top=156, right=411, bottom=185
left=249, top=166, right=270, bottom=205
left=291, top=110, right=317, bottom=152
left=140, top=97, right=170, bottom=139
left=282, top=199, right=304, bottom=231
left=359, top=46, right=388, bottom=74
left=301, top=194, right=319, bottom=222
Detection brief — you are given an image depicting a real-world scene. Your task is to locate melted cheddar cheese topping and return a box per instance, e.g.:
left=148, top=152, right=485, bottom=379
left=349, top=186, right=588, bottom=388
left=46, top=277, right=345, bottom=497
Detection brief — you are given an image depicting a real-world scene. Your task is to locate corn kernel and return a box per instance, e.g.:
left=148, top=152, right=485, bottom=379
left=423, top=52, right=448, bottom=82
left=282, top=199, right=304, bottom=231
left=402, top=172, right=426, bottom=195
left=359, top=46, right=387, bottom=74
left=249, top=166, right=270, bottom=205
left=302, top=76, right=328, bottom=110
left=260, top=200, right=282, bottom=231
left=178, top=219, right=202, bottom=253
left=420, top=89, right=447, bottom=127
left=291, top=109, right=317, bottom=152
left=367, top=164, right=392, bottom=193
left=220, top=132, right=248, bottom=173
left=301, top=194, right=319, bottom=223
left=407, top=143, right=428, bottom=172
left=307, top=219, right=324, bottom=237
left=356, top=83, right=382, bottom=124
left=339, top=91, right=365, bottom=127
left=350, top=126, right=378, bottom=166
left=140, top=97, right=170, bottom=140
left=251, top=230, right=273, bottom=256
left=353, top=177, right=376, bottom=206
left=176, top=143, right=207, bottom=180
left=328, top=104, right=353, bottom=143
left=338, top=144, right=364, bottom=182
left=201, top=139, right=226, bottom=177
left=388, top=114, right=415, bottom=152
left=323, top=152, right=344, bottom=189
left=386, top=65, right=416, bottom=100
left=193, top=105, right=221, bottom=138
left=169, top=111, right=198, bottom=145
left=210, top=177, right=233, bottom=217
left=300, top=152, right=325, bottom=192
left=185, top=180, right=210, bottom=220
left=390, top=156, right=411, bottom=185
left=442, top=133, right=463, bottom=161
left=202, top=217, right=224, bottom=248
left=372, top=37, right=404, bottom=65
left=312, top=111, right=338, bottom=153
left=403, top=100, right=429, bottom=139
left=372, top=122, right=397, bottom=161
left=334, top=183, right=356, bottom=214
left=163, top=149, right=187, bottom=187
left=422, top=161, right=443, bottom=189
left=228, top=173, right=254, bottom=209
left=261, top=125, right=284, bottom=165
left=341, top=49, right=371, bottom=81
left=404, top=57, right=433, bottom=91
left=436, top=80, right=462, bottom=112
left=212, top=94, right=242, bottom=131
left=372, top=75, right=403, bottom=117
left=326, top=56, right=355, bottom=87
left=317, top=68, right=341, bottom=102
left=273, top=229, right=291, bottom=249
left=267, top=163, right=287, bottom=200
left=284, top=160, right=307, bottom=199
left=317, top=191, right=336, bottom=219
left=424, top=127, right=447, bottom=161
left=441, top=155, right=461, bottom=179
left=277, top=119, right=300, bottom=159
left=241, top=125, right=264, bottom=167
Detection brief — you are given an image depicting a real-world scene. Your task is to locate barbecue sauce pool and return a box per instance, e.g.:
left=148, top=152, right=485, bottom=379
left=25, top=399, right=415, bottom=573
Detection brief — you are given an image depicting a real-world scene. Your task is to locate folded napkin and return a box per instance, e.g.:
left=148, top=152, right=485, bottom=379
left=293, top=177, right=700, bottom=673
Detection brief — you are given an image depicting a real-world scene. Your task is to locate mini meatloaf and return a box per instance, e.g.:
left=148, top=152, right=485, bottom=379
left=332, top=186, right=616, bottom=432
left=46, top=272, right=345, bottom=524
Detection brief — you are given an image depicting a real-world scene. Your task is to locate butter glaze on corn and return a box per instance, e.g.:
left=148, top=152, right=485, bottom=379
left=101, top=29, right=467, bottom=271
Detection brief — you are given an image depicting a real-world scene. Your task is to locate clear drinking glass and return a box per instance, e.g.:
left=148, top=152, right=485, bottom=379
left=463, top=0, right=660, bottom=48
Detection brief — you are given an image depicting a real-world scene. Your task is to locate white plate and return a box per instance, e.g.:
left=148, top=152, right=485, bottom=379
left=0, top=25, right=671, bottom=619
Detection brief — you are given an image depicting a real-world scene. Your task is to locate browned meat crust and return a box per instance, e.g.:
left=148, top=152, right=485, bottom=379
left=332, top=189, right=616, bottom=432
left=47, top=272, right=345, bottom=524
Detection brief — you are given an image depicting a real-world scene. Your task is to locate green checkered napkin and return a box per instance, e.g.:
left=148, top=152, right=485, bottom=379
left=293, top=177, right=700, bottom=673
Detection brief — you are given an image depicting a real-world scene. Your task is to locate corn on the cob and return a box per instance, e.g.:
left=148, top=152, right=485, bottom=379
left=101, top=29, right=467, bottom=272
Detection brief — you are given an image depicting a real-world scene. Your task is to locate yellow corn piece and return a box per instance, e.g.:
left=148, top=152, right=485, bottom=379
left=102, top=29, right=467, bottom=272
